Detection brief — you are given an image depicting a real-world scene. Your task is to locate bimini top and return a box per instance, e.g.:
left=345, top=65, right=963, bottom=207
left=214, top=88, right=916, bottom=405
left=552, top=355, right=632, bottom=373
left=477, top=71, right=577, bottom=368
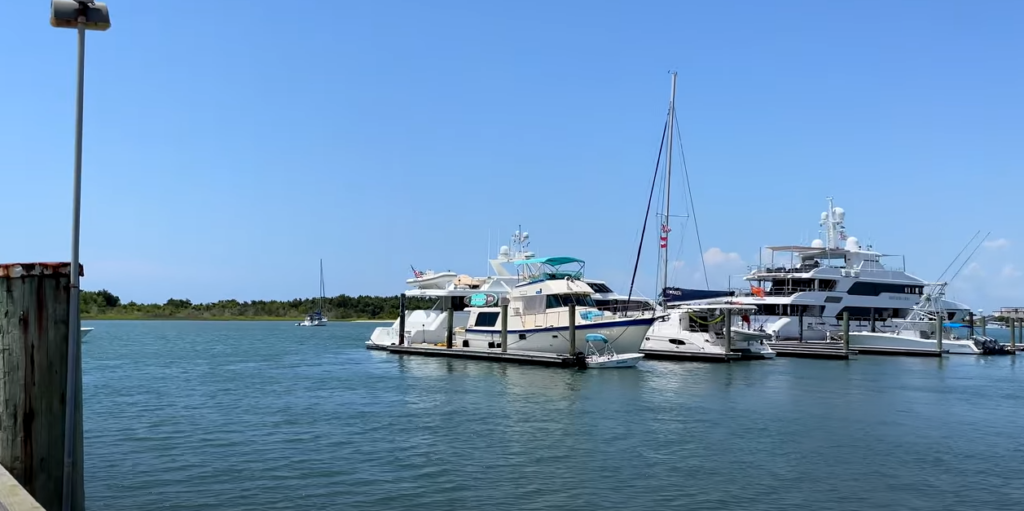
left=513, top=256, right=585, bottom=284
left=513, top=256, right=585, bottom=267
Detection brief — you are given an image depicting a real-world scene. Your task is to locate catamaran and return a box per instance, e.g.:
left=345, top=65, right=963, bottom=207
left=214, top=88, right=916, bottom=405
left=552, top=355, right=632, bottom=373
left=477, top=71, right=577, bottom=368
left=634, top=71, right=775, bottom=361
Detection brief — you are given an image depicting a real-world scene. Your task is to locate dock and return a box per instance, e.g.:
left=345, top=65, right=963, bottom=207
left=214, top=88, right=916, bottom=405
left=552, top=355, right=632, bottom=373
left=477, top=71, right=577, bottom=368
left=638, top=348, right=741, bottom=362
left=769, top=341, right=858, bottom=360
left=386, top=344, right=588, bottom=369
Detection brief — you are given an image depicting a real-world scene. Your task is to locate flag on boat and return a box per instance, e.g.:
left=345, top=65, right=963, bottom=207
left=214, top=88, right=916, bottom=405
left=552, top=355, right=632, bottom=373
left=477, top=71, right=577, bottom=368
left=410, top=265, right=423, bottom=278
left=660, top=224, right=671, bottom=248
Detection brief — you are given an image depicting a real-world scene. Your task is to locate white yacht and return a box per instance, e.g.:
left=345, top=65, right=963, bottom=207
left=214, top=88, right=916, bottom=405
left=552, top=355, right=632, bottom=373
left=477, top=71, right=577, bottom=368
left=457, top=257, right=658, bottom=355
left=690, top=197, right=970, bottom=341
left=845, top=284, right=981, bottom=354
left=80, top=327, right=94, bottom=342
left=367, top=230, right=537, bottom=348
left=642, top=304, right=776, bottom=360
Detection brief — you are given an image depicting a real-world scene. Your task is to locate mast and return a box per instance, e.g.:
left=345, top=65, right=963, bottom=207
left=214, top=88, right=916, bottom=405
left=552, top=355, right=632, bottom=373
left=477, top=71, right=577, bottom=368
left=659, top=71, right=678, bottom=306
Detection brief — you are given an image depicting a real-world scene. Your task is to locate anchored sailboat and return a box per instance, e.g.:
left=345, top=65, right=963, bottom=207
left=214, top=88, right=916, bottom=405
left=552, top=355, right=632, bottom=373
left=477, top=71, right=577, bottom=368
left=297, top=259, right=328, bottom=327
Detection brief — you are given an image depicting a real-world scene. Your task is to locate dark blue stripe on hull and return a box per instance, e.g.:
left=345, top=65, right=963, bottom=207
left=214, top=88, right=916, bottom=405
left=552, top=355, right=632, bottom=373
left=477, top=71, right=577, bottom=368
left=467, top=316, right=656, bottom=335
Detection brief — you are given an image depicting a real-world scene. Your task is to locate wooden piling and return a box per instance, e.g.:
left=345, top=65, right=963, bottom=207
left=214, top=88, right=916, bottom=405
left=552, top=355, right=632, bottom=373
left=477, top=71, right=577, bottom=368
left=723, top=308, right=732, bottom=353
left=568, top=303, right=577, bottom=355
left=499, top=300, right=509, bottom=353
left=1010, top=319, right=1016, bottom=351
left=968, top=310, right=975, bottom=338
left=445, top=303, right=454, bottom=350
left=798, top=310, right=804, bottom=342
left=398, top=293, right=407, bottom=346
left=842, top=311, right=850, bottom=353
left=980, top=315, right=986, bottom=336
left=870, top=308, right=876, bottom=332
left=1012, top=318, right=1018, bottom=351
left=0, top=262, right=85, bottom=511
left=935, top=313, right=943, bottom=354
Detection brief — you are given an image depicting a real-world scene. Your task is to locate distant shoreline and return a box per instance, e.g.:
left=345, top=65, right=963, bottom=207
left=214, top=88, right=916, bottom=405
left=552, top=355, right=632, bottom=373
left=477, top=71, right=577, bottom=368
left=81, top=316, right=395, bottom=322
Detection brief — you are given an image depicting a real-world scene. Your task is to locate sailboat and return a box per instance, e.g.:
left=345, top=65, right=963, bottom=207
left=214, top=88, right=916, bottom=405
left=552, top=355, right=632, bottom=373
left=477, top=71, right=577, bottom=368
left=638, top=72, right=775, bottom=361
left=297, top=259, right=328, bottom=327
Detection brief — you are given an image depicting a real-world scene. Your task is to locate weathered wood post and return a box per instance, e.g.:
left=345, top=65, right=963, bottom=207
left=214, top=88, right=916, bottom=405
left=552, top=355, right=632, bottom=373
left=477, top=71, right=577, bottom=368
left=445, top=298, right=454, bottom=349
left=1010, top=319, right=1016, bottom=352
left=935, top=313, right=943, bottom=355
left=397, top=294, right=406, bottom=346
left=870, top=307, right=876, bottom=332
left=568, top=303, right=577, bottom=355
left=842, top=311, right=850, bottom=353
left=1012, top=318, right=1018, bottom=351
left=798, top=309, right=804, bottom=342
left=967, top=310, right=975, bottom=338
left=0, top=262, right=85, bottom=511
left=499, top=298, right=509, bottom=353
left=980, top=314, right=986, bottom=336
left=724, top=308, right=733, bottom=353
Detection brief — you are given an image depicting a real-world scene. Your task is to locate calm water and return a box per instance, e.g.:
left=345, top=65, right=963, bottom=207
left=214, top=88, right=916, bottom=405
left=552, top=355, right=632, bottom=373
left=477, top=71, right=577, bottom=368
left=83, top=320, right=1023, bottom=510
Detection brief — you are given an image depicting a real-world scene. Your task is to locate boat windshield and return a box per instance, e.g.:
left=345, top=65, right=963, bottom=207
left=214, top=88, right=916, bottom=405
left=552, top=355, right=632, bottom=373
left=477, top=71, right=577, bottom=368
left=546, top=294, right=596, bottom=309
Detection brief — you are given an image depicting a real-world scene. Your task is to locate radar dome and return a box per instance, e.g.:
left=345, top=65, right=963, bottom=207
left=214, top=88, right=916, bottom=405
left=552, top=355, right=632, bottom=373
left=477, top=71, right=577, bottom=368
left=833, top=207, right=845, bottom=222
left=522, top=232, right=529, bottom=239
left=499, top=245, right=510, bottom=258
left=811, top=239, right=825, bottom=248
left=844, top=236, right=860, bottom=251
left=820, top=212, right=828, bottom=223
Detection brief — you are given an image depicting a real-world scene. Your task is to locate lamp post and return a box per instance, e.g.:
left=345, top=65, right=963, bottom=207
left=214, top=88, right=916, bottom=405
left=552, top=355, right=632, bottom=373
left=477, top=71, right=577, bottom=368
left=49, top=2, right=110, bottom=511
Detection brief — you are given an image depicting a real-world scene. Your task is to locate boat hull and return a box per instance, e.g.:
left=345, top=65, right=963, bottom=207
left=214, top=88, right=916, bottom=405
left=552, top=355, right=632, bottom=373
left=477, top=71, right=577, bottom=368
left=846, top=332, right=980, bottom=354
left=465, top=317, right=656, bottom=355
left=587, top=353, right=644, bottom=368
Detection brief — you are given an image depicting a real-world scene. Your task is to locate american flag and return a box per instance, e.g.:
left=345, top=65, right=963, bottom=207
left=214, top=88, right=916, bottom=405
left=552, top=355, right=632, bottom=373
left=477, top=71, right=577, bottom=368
left=410, top=265, right=423, bottom=278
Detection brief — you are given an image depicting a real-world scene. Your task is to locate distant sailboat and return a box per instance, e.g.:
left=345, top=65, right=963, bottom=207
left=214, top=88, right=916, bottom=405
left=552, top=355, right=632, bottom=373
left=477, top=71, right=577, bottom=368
left=297, top=259, right=328, bottom=326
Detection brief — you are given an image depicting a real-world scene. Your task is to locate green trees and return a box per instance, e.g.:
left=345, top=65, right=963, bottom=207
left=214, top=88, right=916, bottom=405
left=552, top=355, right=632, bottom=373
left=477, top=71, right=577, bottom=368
left=79, top=290, right=434, bottom=320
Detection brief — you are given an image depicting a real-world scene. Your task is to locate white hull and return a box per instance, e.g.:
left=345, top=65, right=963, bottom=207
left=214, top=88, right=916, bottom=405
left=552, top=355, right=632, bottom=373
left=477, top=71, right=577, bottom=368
left=80, top=327, right=93, bottom=342
left=642, top=311, right=776, bottom=359
left=297, top=319, right=326, bottom=327
left=464, top=320, right=654, bottom=355
left=846, top=331, right=980, bottom=354
left=587, top=353, right=643, bottom=368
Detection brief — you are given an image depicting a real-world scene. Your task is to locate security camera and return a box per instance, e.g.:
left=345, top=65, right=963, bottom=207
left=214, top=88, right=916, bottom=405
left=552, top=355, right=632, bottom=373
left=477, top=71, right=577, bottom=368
left=50, top=0, right=111, bottom=31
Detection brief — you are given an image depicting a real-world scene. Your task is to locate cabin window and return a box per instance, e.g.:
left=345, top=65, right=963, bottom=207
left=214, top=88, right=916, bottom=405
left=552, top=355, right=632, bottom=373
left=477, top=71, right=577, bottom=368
left=847, top=282, right=924, bottom=296
left=546, top=295, right=563, bottom=309
left=669, top=339, right=686, bottom=345
left=474, top=312, right=500, bottom=327
left=818, top=279, right=838, bottom=291
left=588, top=283, right=613, bottom=293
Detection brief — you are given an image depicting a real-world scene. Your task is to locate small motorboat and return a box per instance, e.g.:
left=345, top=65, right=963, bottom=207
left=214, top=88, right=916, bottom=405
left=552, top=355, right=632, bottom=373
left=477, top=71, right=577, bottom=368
left=80, top=327, right=94, bottom=342
left=584, top=333, right=644, bottom=368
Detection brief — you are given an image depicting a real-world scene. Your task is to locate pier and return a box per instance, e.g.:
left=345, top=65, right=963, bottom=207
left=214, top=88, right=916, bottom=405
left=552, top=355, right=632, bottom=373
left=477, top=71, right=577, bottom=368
left=769, top=341, right=858, bottom=359
left=0, top=263, right=86, bottom=511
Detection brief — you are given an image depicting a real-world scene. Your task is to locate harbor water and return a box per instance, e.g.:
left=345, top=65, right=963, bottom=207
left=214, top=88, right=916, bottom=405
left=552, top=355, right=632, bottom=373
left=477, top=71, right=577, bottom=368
left=84, top=321, right=1023, bottom=510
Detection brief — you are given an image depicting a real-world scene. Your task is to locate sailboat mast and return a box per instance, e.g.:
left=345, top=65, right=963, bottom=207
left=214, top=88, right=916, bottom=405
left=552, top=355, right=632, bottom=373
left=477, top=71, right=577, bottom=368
left=659, top=71, right=678, bottom=303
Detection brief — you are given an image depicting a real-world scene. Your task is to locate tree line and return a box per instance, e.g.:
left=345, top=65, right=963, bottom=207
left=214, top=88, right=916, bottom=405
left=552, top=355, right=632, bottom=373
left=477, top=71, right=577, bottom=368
left=80, top=289, right=436, bottom=320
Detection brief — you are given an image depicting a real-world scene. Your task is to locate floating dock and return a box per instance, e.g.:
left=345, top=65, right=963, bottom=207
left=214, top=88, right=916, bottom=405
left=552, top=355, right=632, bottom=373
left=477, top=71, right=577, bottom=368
left=638, top=348, right=741, bottom=362
left=386, top=344, right=587, bottom=369
left=853, top=346, right=943, bottom=357
left=769, top=341, right=858, bottom=360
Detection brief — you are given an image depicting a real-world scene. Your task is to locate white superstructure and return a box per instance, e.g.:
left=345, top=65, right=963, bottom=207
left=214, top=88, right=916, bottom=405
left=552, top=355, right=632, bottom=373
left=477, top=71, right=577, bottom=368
left=697, top=197, right=969, bottom=341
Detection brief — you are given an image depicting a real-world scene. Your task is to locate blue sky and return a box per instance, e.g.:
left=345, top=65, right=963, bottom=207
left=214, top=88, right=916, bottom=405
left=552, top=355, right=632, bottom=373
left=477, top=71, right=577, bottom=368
left=1, top=0, right=1021, bottom=310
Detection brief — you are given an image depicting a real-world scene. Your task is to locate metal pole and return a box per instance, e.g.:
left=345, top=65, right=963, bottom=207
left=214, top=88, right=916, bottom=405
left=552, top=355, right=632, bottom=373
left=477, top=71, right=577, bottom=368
left=61, top=19, right=86, bottom=511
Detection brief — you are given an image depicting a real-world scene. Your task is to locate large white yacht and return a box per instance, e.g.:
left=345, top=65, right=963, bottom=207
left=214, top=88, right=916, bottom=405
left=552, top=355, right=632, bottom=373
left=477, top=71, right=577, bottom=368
left=456, top=257, right=659, bottom=354
left=366, top=229, right=537, bottom=348
left=690, top=198, right=970, bottom=341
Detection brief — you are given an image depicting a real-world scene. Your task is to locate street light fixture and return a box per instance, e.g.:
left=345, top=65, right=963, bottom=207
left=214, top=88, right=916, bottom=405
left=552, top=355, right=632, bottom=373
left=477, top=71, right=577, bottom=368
left=49, top=2, right=110, bottom=511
